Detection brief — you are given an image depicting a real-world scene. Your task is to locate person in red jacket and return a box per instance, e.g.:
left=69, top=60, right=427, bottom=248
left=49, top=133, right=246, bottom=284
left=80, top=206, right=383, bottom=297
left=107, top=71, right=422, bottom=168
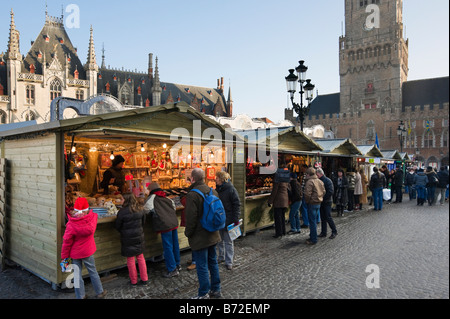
left=61, top=197, right=107, bottom=299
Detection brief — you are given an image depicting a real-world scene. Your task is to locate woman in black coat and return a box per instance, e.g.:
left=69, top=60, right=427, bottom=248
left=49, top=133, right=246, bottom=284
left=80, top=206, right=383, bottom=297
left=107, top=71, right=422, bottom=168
left=115, top=193, right=148, bottom=285
left=333, top=169, right=348, bottom=217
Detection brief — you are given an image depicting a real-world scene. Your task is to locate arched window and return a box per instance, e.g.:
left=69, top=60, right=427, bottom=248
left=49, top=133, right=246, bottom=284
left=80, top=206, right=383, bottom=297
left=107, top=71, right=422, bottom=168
left=120, top=85, right=131, bottom=105
left=24, top=110, right=36, bottom=121
left=406, top=131, right=416, bottom=149
left=0, top=110, right=6, bottom=124
left=26, top=85, right=35, bottom=105
left=442, top=130, right=449, bottom=148
left=423, top=130, right=434, bottom=148
left=50, top=78, right=62, bottom=101
left=366, top=120, right=376, bottom=142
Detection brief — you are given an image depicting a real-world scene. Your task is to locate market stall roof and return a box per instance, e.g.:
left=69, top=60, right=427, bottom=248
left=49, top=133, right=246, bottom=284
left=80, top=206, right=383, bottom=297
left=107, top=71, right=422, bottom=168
left=381, top=150, right=403, bottom=160
left=234, top=126, right=323, bottom=153
left=0, top=102, right=243, bottom=143
left=357, top=144, right=384, bottom=158
left=399, top=152, right=411, bottom=161
left=314, top=138, right=362, bottom=156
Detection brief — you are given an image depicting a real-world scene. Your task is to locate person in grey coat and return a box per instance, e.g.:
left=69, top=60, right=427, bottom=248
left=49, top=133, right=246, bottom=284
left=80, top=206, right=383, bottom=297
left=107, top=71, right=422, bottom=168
left=215, top=171, right=241, bottom=270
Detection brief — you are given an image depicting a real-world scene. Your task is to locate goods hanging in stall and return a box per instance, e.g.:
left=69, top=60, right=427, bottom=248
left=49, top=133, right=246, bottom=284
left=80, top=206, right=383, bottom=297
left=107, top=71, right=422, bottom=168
left=234, top=127, right=322, bottom=234
left=0, top=102, right=241, bottom=288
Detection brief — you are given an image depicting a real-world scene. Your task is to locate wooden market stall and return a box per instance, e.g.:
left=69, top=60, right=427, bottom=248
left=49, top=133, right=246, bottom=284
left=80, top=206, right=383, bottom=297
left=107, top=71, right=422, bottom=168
left=0, top=102, right=241, bottom=287
left=234, top=126, right=323, bottom=235
left=356, top=144, right=384, bottom=177
left=313, top=138, right=362, bottom=178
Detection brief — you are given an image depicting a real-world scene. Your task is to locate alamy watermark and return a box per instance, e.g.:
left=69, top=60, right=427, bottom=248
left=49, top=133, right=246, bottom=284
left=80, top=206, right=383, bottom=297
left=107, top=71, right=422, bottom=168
left=365, top=264, right=380, bottom=289
left=64, top=4, right=80, bottom=29
left=364, top=4, right=381, bottom=31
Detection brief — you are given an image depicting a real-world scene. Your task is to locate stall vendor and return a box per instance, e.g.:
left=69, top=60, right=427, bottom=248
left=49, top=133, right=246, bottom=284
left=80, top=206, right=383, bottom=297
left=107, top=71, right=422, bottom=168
left=101, top=155, right=126, bottom=194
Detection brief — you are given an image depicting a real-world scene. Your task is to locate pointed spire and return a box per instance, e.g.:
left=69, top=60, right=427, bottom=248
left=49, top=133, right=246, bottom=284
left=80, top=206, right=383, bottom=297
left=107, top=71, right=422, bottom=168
left=85, top=25, right=98, bottom=71
left=101, top=43, right=106, bottom=69
left=153, top=56, right=160, bottom=87
left=6, top=8, right=21, bottom=60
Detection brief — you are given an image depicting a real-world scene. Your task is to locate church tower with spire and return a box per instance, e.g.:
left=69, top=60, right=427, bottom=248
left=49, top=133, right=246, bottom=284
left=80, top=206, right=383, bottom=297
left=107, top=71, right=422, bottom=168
left=5, top=9, right=22, bottom=113
left=85, top=26, right=98, bottom=98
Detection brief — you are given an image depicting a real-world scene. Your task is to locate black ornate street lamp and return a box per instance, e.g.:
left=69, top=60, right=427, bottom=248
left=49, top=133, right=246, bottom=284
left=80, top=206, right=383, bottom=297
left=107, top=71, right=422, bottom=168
left=397, top=120, right=407, bottom=152
left=285, top=60, right=315, bottom=131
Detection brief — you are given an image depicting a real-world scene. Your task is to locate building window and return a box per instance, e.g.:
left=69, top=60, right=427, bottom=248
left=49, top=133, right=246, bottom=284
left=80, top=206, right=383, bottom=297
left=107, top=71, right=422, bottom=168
left=26, top=85, right=35, bottom=105
left=50, top=78, right=62, bottom=101
left=442, top=130, right=449, bottom=148
left=423, top=130, right=434, bottom=148
left=406, top=132, right=415, bottom=149
left=0, top=110, right=6, bottom=124
left=76, top=89, right=84, bottom=100
left=25, top=110, right=36, bottom=121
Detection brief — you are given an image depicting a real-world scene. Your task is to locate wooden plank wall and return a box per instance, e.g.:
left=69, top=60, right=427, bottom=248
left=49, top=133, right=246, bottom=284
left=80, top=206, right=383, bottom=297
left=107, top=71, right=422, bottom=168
left=0, top=158, right=6, bottom=271
left=232, top=150, right=246, bottom=232
left=3, top=135, right=59, bottom=283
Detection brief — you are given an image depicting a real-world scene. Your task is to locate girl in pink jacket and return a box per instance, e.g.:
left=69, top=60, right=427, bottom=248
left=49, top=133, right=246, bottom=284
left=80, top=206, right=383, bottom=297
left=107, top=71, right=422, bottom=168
left=61, top=197, right=107, bottom=299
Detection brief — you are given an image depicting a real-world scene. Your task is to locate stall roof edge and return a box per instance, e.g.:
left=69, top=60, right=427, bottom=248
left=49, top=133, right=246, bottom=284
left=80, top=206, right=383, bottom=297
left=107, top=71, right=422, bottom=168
left=0, top=102, right=244, bottom=141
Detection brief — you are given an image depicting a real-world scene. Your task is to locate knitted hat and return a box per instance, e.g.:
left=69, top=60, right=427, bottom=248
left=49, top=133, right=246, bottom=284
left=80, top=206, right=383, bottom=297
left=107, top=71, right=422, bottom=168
left=74, top=197, right=89, bottom=211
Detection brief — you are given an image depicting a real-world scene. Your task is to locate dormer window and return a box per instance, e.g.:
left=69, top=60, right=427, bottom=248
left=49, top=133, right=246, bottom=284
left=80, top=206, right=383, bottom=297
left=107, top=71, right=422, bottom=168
left=98, top=73, right=102, bottom=79
left=74, top=68, right=79, bottom=79
left=29, top=64, right=35, bottom=74
left=106, top=82, right=110, bottom=93
left=45, top=35, right=50, bottom=43
left=137, top=86, right=142, bottom=95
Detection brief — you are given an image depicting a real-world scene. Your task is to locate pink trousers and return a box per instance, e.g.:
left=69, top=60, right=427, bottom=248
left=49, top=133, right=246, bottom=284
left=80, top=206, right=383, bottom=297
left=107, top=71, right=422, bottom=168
left=126, top=254, right=148, bottom=284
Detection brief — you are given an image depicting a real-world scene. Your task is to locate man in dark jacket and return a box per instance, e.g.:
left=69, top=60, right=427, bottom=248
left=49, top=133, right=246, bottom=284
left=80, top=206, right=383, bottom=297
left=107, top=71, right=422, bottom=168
left=405, top=168, right=416, bottom=200
left=268, top=168, right=290, bottom=238
left=393, top=166, right=404, bottom=203
left=317, top=168, right=337, bottom=239
left=215, top=171, right=241, bottom=270
left=185, top=168, right=221, bottom=299
left=287, top=173, right=302, bottom=234
left=369, top=167, right=386, bottom=211
left=435, top=167, right=449, bottom=205
left=144, top=182, right=181, bottom=278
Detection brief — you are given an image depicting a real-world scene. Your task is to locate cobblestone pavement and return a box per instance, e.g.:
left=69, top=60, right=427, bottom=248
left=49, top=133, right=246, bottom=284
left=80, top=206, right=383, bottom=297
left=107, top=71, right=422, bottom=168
left=0, top=200, right=448, bottom=300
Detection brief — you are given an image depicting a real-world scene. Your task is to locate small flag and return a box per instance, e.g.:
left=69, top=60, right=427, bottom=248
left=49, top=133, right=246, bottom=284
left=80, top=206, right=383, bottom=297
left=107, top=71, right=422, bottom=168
left=375, top=133, right=380, bottom=149
left=408, top=119, right=412, bottom=135
left=425, top=120, right=430, bottom=132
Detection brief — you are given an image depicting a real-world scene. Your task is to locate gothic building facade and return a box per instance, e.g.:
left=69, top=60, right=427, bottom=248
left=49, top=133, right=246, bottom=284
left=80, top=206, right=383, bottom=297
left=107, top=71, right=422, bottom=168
left=0, top=9, right=232, bottom=125
left=285, top=0, right=449, bottom=168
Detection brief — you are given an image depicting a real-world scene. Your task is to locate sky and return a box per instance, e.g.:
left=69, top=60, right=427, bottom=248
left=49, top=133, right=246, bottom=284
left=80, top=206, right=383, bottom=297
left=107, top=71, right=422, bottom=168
left=1, top=0, right=449, bottom=123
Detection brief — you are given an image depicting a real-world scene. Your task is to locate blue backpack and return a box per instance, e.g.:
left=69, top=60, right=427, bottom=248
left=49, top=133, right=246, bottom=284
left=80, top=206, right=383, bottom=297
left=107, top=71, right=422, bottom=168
left=191, top=188, right=226, bottom=232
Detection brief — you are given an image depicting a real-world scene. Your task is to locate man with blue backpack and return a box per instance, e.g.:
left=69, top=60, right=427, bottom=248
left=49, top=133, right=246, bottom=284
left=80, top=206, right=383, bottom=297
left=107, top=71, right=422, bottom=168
left=184, top=168, right=224, bottom=299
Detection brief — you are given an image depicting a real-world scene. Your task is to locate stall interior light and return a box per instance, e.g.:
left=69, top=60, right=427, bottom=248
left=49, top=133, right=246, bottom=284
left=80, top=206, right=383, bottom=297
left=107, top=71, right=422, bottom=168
left=210, top=150, right=215, bottom=159
left=188, top=153, right=192, bottom=160
left=163, top=143, right=167, bottom=149
left=71, top=143, right=77, bottom=153
left=110, top=151, right=115, bottom=160
left=141, top=144, right=145, bottom=152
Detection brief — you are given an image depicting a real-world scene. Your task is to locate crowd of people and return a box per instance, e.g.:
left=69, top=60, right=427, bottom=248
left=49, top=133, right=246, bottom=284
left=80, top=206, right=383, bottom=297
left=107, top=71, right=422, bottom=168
left=267, top=164, right=449, bottom=245
left=60, top=161, right=448, bottom=299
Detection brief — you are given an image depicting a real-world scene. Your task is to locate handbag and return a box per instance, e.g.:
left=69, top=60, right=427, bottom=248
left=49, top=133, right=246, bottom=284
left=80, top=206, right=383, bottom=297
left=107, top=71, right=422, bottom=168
left=382, top=188, right=391, bottom=201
